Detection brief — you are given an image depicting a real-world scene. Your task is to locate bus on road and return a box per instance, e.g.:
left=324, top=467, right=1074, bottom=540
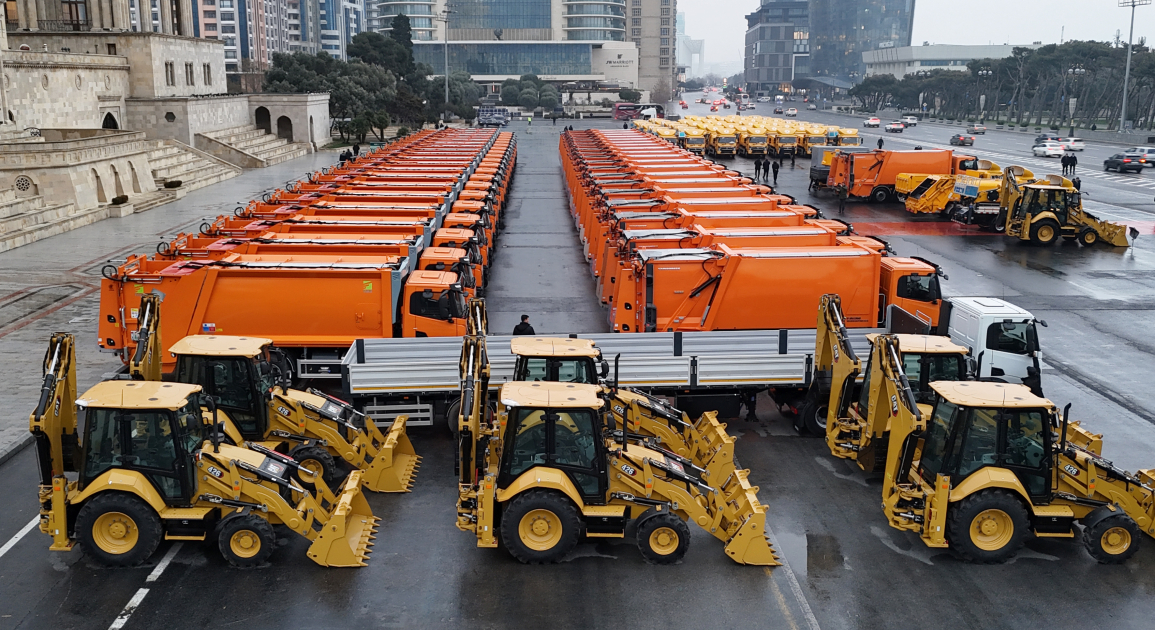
left=613, top=103, right=666, bottom=121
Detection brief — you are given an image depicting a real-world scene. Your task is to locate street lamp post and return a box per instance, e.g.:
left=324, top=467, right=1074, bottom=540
left=1066, top=65, right=1085, bottom=136
left=1119, top=0, right=1150, bottom=131
left=437, top=6, right=456, bottom=122
left=977, top=68, right=992, bottom=122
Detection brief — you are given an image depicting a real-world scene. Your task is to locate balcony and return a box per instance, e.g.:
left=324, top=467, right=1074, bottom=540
left=7, top=19, right=92, bottom=31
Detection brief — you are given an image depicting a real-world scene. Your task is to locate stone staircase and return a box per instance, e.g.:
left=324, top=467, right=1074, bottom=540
left=202, top=125, right=310, bottom=166
left=0, top=188, right=104, bottom=253
left=147, top=140, right=241, bottom=192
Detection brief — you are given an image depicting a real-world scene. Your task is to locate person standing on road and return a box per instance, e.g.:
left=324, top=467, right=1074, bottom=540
left=754, top=157, right=763, bottom=181
left=1061, top=153, right=1070, bottom=176
left=877, top=137, right=884, bottom=150
left=1069, top=152, right=1078, bottom=176
left=513, top=315, right=535, bottom=335
left=771, top=160, right=780, bottom=185
left=790, top=151, right=796, bottom=168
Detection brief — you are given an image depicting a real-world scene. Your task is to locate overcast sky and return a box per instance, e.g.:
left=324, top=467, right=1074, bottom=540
left=679, top=0, right=1155, bottom=64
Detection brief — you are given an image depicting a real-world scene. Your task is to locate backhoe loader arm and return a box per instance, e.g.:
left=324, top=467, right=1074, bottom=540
left=815, top=294, right=859, bottom=376
left=128, top=293, right=162, bottom=381
left=456, top=329, right=497, bottom=546
left=29, top=333, right=79, bottom=484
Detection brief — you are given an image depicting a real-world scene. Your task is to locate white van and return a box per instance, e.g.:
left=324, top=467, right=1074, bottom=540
left=941, top=297, right=1044, bottom=391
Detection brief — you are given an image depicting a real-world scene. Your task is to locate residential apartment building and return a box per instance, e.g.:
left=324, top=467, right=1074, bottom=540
left=743, top=0, right=808, bottom=95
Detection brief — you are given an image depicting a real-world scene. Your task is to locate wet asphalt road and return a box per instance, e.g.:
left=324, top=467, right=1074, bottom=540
left=2, top=112, right=1155, bottom=630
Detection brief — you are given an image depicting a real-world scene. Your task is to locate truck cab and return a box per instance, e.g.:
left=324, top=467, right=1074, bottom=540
left=939, top=297, right=1043, bottom=392
left=403, top=271, right=469, bottom=338
left=879, top=257, right=945, bottom=326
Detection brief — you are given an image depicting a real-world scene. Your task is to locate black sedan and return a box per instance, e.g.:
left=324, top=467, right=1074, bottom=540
left=1104, top=153, right=1146, bottom=173
left=950, top=134, right=975, bottom=146
left=774, top=107, right=784, bottom=114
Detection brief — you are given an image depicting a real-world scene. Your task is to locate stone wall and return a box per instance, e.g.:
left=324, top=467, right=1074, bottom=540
left=124, top=95, right=249, bottom=144
left=0, top=130, right=154, bottom=210
left=2, top=51, right=130, bottom=130
left=247, top=93, right=330, bottom=150
left=7, top=32, right=226, bottom=99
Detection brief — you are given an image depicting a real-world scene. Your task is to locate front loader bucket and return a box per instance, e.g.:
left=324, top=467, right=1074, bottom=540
left=307, top=471, right=380, bottom=567
left=359, top=415, right=421, bottom=493
left=719, top=469, right=781, bottom=566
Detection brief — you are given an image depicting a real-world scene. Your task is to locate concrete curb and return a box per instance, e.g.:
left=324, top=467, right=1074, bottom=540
left=0, top=434, right=33, bottom=468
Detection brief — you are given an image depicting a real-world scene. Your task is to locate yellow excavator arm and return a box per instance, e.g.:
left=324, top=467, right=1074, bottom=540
left=128, top=293, right=163, bottom=381
left=30, top=333, right=79, bottom=483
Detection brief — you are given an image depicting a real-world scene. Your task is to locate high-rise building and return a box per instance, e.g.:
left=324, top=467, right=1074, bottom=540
left=743, top=0, right=808, bottom=96
left=630, top=0, right=677, bottom=99
left=808, top=0, right=915, bottom=81
left=675, top=10, right=703, bottom=78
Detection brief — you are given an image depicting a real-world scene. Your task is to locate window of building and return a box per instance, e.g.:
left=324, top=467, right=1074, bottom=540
left=220, top=0, right=232, bottom=7
left=226, top=63, right=238, bottom=72
left=660, top=48, right=668, bottom=55
left=631, top=17, right=639, bottom=25
left=204, top=22, right=216, bottom=30
left=203, top=10, right=214, bottom=17
left=660, top=57, right=668, bottom=66
left=631, top=7, right=640, bottom=15
left=152, top=12, right=159, bottom=21
left=221, top=24, right=235, bottom=32
left=203, top=63, right=212, bottom=85
left=185, top=62, right=194, bottom=85
left=632, top=38, right=640, bottom=46
left=223, top=36, right=236, bottom=45
left=225, top=50, right=236, bottom=58
left=221, top=11, right=233, bottom=19
left=660, top=37, right=668, bottom=45
left=661, top=0, right=669, bottom=4
left=631, top=28, right=640, bottom=36
left=164, top=62, right=175, bottom=86
left=107, top=43, right=116, bottom=55
left=632, top=0, right=639, bottom=5
left=661, top=7, right=669, bottom=15
left=660, top=27, right=668, bottom=35
left=660, top=18, right=668, bottom=25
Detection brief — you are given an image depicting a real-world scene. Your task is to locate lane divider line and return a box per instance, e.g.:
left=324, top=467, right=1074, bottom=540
left=107, top=543, right=183, bottom=630
left=764, top=523, right=822, bottom=630
left=0, top=516, right=39, bottom=560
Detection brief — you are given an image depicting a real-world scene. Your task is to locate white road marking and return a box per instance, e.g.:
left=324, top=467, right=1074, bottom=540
left=0, top=517, right=40, bottom=560
left=764, top=523, right=823, bottom=630
left=107, top=543, right=183, bottom=630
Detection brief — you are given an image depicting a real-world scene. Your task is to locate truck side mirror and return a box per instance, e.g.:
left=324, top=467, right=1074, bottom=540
left=437, top=292, right=452, bottom=321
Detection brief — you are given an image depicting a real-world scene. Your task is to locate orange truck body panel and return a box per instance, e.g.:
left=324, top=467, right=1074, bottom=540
left=828, top=150, right=974, bottom=199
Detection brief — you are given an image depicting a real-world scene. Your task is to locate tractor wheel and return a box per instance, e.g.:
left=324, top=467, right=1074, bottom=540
left=1083, top=513, right=1140, bottom=564
left=1029, top=218, right=1061, bottom=246
left=871, top=186, right=891, bottom=203
left=218, top=514, right=276, bottom=568
left=799, top=397, right=829, bottom=437
left=500, top=490, right=581, bottom=564
left=637, top=513, right=691, bottom=565
left=290, top=445, right=338, bottom=490
left=1079, top=228, right=1099, bottom=246
left=76, top=492, right=163, bottom=567
left=946, top=489, right=1029, bottom=563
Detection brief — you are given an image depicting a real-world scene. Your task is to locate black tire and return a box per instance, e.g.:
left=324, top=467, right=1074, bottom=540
left=1104, top=164, right=1111, bottom=172
left=500, top=490, right=582, bottom=564
left=1029, top=218, right=1061, bottom=245
left=637, top=513, right=691, bottom=565
left=290, top=445, right=337, bottom=489
left=75, top=492, right=163, bottom=567
left=1079, top=228, right=1099, bottom=246
left=445, top=398, right=462, bottom=436
left=1083, top=514, right=1141, bottom=564
left=945, top=490, right=1029, bottom=563
left=217, top=514, right=276, bottom=568
left=799, top=397, right=829, bottom=437
left=871, top=186, right=890, bottom=203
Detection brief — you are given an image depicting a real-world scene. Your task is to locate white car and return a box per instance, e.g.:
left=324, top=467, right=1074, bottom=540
left=863, top=117, right=881, bottom=127
left=901, top=116, right=919, bottom=126
left=757, top=96, right=772, bottom=102
left=1126, top=146, right=1155, bottom=166
left=785, top=108, right=798, bottom=117
left=1033, top=142, right=1065, bottom=157
left=1058, top=137, right=1085, bottom=151
left=884, top=121, right=905, bottom=133
left=807, top=104, right=817, bottom=110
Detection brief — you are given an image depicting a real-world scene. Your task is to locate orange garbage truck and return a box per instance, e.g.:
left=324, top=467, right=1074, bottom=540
left=827, top=149, right=981, bottom=203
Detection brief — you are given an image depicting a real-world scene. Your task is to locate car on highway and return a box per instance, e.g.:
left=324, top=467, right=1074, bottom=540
left=884, top=121, right=905, bottom=133
left=1104, top=153, right=1146, bottom=173
left=807, top=103, right=817, bottom=110
left=723, top=101, right=731, bottom=109
left=1125, top=146, right=1155, bottom=166
left=679, top=100, right=688, bottom=109
left=1035, top=132, right=1061, bottom=144
left=901, top=116, right=919, bottom=126
left=757, top=96, right=771, bottom=102
left=1032, top=141, right=1066, bottom=157
left=950, top=134, right=975, bottom=146
left=966, top=124, right=987, bottom=134
left=785, top=108, right=798, bottom=117
left=863, top=117, right=881, bottom=127
left=774, top=107, right=784, bottom=114
left=1058, top=137, right=1085, bottom=151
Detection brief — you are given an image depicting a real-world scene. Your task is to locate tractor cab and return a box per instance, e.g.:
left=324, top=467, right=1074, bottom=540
left=496, top=382, right=610, bottom=503
left=510, top=337, right=609, bottom=385
left=77, top=381, right=207, bottom=504
left=861, top=334, right=969, bottom=405
left=917, top=381, right=1053, bottom=500
left=170, top=335, right=281, bottom=440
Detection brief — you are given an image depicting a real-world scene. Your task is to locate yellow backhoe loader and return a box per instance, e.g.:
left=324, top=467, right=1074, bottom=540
left=965, top=167, right=1137, bottom=245
left=29, top=333, right=377, bottom=568
left=882, top=378, right=1155, bottom=564
left=453, top=308, right=779, bottom=566
left=815, top=294, right=969, bottom=471
left=128, top=293, right=420, bottom=493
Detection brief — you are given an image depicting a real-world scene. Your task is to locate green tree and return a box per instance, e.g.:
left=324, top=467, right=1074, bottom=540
left=348, top=31, right=414, bottom=78
left=520, top=74, right=542, bottom=88
left=501, top=84, right=520, bottom=105
left=264, top=52, right=397, bottom=142
left=539, top=92, right=558, bottom=110
left=519, top=88, right=539, bottom=109
left=390, top=14, right=413, bottom=55
left=848, top=74, right=899, bottom=111
left=619, top=88, right=642, bottom=103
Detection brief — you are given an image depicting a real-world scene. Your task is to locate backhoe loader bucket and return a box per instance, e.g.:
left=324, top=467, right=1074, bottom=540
left=693, top=411, right=737, bottom=484
left=307, top=470, right=380, bottom=567
left=718, top=469, right=781, bottom=566
left=358, top=415, right=421, bottom=492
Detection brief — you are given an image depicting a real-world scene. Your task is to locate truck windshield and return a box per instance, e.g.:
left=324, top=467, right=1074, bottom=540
left=520, top=358, right=595, bottom=384
left=958, top=158, right=979, bottom=171
left=781, top=137, right=796, bottom=144
left=896, top=273, right=941, bottom=302
left=841, top=137, right=862, bottom=145
left=985, top=321, right=1038, bottom=356
left=687, top=137, right=705, bottom=145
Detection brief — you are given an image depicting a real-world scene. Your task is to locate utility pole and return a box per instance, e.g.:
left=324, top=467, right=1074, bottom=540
left=1119, top=0, right=1150, bottom=132
left=438, top=5, right=455, bottom=122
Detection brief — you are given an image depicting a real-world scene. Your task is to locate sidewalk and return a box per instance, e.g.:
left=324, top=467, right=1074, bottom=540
left=0, top=150, right=340, bottom=464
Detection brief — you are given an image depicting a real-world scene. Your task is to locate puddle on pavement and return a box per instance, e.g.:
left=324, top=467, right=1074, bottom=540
left=773, top=530, right=846, bottom=580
